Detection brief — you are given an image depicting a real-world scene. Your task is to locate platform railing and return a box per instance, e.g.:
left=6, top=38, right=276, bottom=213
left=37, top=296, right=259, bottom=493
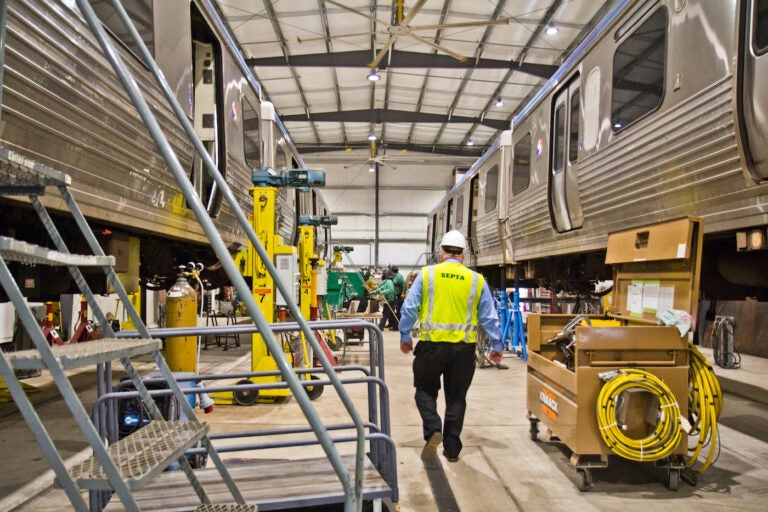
left=74, top=1, right=367, bottom=509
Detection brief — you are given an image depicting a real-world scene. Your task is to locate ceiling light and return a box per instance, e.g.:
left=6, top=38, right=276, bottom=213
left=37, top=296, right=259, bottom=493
left=368, top=166, right=375, bottom=173
left=495, top=97, right=504, bottom=107
left=368, top=133, right=377, bottom=141
left=467, top=140, right=475, bottom=146
left=546, top=25, right=559, bottom=35
left=367, top=69, right=381, bottom=81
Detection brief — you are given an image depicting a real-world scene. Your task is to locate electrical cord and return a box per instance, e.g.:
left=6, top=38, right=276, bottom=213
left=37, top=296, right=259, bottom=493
left=596, top=368, right=682, bottom=462
left=685, top=343, right=722, bottom=473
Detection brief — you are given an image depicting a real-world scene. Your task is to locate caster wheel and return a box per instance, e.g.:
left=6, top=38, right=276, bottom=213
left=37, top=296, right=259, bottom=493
left=577, top=468, right=593, bottom=492
left=667, top=469, right=680, bottom=491
left=529, top=419, right=539, bottom=441
left=305, top=375, right=324, bottom=400
left=233, top=379, right=258, bottom=406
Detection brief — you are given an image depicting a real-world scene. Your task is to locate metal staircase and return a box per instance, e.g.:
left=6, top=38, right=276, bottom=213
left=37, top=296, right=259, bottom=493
left=0, top=149, right=252, bottom=512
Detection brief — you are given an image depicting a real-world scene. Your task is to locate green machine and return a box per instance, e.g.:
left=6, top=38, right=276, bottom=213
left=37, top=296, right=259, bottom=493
left=326, top=271, right=366, bottom=310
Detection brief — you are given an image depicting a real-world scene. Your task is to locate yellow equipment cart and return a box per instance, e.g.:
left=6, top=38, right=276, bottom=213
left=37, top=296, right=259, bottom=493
left=526, top=217, right=703, bottom=491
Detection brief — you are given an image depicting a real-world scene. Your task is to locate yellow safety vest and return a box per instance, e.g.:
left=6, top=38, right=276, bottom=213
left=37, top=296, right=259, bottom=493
left=419, top=261, right=483, bottom=343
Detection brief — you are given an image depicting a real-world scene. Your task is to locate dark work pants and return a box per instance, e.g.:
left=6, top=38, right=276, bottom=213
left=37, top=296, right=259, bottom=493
left=412, top=340, right=477, bottom=458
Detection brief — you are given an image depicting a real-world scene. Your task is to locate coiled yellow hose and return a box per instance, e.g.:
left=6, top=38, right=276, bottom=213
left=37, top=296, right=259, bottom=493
left=596, top=368, right=682, bottom=461
left=686, top=344, right=722, bottom=472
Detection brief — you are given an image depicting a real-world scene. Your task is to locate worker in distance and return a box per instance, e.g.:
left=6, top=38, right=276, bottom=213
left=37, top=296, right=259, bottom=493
left=398, top=230, right=503, bottom=463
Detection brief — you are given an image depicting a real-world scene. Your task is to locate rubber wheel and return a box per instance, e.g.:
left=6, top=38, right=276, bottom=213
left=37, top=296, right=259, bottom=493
left=233, top=379, right=258, bottom=406
left=326, top=335, right=342, bottom=351
left=305, top=375, right=324, bottom=400
left=667, top=468, right=680, bottom=491
left=529, top=419, right=539, bottom=442
left=577, top=468, right=592, bottom=492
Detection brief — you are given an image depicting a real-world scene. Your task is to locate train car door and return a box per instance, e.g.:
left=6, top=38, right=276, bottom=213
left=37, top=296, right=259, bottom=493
left=742, top=0, right=768, bottom=181
left=548, top=77, right=584, bottom=232
left=468, top=174, right=479, bottom=262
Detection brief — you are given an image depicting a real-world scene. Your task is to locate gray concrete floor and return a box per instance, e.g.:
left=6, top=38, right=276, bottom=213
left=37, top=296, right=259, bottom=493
left=2, top=329, right=768, bottom=511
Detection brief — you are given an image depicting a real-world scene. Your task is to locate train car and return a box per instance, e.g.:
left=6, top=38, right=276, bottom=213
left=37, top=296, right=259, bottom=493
left=428, top=0, right=768, bottom=300
left=0, top=0, right=326, bottom=299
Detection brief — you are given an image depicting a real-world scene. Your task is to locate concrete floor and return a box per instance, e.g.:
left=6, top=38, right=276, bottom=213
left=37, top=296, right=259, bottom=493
left=3, top=328, right=768, bottom=511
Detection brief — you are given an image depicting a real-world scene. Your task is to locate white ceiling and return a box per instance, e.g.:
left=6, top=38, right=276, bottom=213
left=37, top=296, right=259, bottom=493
left=216, top=0, right=616, bottom=167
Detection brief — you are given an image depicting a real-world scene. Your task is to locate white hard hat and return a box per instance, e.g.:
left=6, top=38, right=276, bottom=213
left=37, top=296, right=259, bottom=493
left=440, top=230, right=466, bottom=251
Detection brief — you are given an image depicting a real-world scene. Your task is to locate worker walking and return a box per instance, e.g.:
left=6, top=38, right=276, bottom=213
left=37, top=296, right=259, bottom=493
left=399, top=230, right=503, bottom=463
left=373, top=268, right=398, bottom=330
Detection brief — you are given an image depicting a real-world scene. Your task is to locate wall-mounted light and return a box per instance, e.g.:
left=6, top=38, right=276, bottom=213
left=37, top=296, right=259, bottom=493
left=367, top=69, right=381, bottom=81
left=546, top=25, right=559, bottom=35
left=495, top=97, right=504, bottom=107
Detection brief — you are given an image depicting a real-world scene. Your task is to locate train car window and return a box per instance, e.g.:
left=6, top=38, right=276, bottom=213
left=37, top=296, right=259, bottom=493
left=484, top=166, right=499, bottom=213
left=456, top=195, right=464, bottom=228
left=428, top=215, right=435, bottom=250
left=446, top=198, right=453, bottom=230
left=611, top=8, right=667, bottom=132
left=88, top=0, right=154, bottom=61
left=553, top=104, right=566, bottom=174
left=512, top=133, right=532, bottom=195
left=243, top=98, right=261, bottom=168
left=756, top=0, right=768, bottom=54
left=568, top=87, right=580, bottom=163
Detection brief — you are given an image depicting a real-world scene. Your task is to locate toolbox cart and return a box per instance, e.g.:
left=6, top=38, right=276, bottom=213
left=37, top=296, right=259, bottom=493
left=526, top=217, right=703, bottom=491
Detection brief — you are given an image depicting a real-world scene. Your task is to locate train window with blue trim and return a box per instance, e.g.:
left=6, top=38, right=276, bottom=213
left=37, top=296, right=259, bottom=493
left=512, top=133, right=531, bottom=195
left=611, top=7, right=667, bottom=132
left=484, top=165, right=499, bottom=213
left=756, top=0, right=768, bottom=54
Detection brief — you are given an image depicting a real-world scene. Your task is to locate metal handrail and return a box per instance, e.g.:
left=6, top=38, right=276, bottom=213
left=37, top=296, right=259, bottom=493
left=74, top=1, right=366, bottom=509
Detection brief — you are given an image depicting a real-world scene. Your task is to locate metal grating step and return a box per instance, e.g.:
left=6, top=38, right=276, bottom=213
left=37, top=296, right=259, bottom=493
left=0, top=147, right=70, bottom=192
left=195, top=505, right=258, bottom=512
left=64, top=420, right=210, bottom=491
left=8, top=338, right=162, bottom=370
left=0, top=236, right=115, bottom=267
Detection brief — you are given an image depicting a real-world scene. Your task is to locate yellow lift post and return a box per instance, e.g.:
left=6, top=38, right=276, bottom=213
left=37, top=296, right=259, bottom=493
left=214, top=168, right=325, bottom=405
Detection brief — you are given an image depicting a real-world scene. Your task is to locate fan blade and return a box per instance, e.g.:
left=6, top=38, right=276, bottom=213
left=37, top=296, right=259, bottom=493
left=400, top=0, right=428, bottom=26
left=368, top=35, right=397, bottom=69
left=324, top=0, right=390, bottom=26
left=298, top=30, right=387, bottom=44
left=409, top=32, right=468, bottom=62
left=411, top=18, right=511, bottom=31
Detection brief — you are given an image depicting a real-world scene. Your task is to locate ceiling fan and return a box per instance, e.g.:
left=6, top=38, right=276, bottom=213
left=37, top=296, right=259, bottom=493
left=345, top=141, right=398, bottom=171
left=301, top=0, right=510, bottom=69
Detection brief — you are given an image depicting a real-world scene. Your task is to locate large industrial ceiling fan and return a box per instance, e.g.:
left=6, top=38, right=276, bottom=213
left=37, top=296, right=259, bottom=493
left=345, top=141, right=398, bottom=171
left=301, top=0, right=510, bottom=69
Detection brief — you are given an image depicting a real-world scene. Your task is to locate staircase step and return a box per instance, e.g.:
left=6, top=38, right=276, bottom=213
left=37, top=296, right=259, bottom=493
left=0, top=236, right=115, bottom=267
left=8, top=338, right=161, bottom=370
left=195, top=505, right=258, bottom=512
left=65, top=420, right=209, bottom=491
left=0, top=147, right=70, bottom=191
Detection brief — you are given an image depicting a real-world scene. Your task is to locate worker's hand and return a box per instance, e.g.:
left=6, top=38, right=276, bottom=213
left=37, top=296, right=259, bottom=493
left=488, top=350, right=504, bottom=364
left=400, top=341, right=413, bottom=354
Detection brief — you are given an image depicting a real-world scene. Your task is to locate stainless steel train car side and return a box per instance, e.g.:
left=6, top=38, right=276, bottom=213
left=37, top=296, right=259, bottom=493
left=428, top=0, right=768, bottom=297
left=426, top=131, right=513, bottom=269
left=0, top=0, right=327, bottom=298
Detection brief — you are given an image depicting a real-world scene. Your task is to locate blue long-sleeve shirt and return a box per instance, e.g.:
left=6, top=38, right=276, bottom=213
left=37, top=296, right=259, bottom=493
left=399, top=258, right=503, bottom=351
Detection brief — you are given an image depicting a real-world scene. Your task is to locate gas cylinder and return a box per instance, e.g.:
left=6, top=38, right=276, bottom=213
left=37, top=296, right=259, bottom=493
left=165, top=268, right=198, bottom=372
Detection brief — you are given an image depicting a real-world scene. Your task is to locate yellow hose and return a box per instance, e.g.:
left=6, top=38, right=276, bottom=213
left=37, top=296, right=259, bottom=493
left=686, top=344, right=722, bottom=472
left=596, top=368, right=682, bottom=461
